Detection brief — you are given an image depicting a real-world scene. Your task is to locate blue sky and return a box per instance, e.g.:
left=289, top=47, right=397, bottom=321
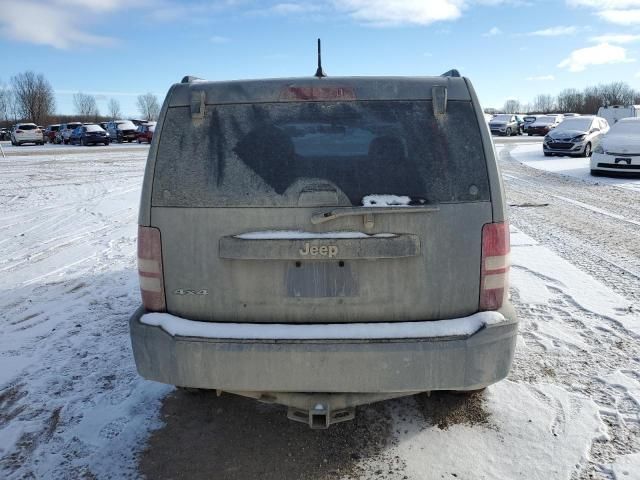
left=3, top=0, right=640, bottom=116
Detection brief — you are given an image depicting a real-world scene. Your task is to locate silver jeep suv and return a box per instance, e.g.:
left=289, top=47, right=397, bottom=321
left=129, top=70, right=518, bottom=428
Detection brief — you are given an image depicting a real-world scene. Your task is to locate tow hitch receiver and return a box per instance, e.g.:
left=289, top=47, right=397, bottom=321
left=287, top=404, right=355, bottom=429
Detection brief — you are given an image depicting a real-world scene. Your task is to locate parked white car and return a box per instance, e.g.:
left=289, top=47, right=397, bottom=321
left=543, top=115, right=609, bottom=157
left=10, top=123, right=44, bottom=146
left=597, top=105, right=640, bottom=126
left=591, top=117, right=640, bottom=176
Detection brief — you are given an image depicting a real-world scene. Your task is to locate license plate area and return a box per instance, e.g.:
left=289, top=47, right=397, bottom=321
left=615, top=157, right=631, bottom=165
left=285, top=261, right=358, bottom=298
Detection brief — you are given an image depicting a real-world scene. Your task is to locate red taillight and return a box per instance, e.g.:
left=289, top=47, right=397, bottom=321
left=138, top=226, right=166, bottom=312
left=480, top=222, right=510, bottom=311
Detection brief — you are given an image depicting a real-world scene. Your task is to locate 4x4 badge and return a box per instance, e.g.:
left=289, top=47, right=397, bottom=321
left=173, top=289, right=209, bottom=295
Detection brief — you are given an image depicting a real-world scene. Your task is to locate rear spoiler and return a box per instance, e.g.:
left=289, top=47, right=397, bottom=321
left=441, top=69, right=461, bottom=78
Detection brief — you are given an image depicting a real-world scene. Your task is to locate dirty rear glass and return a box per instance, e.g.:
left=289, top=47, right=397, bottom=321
left=152, top=100, right=490, bottom=207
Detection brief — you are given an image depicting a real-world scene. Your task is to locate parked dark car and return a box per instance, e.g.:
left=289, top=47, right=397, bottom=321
left=44, top=124, right=60, bottom=143
left=70, top=124, right=110, bottom=146
left=136, top=122, right=156, bottom=143
left=527, top=115, right=563, bottom=136
left=0, top=128, right=9, bottom=141
left=522, top=115, right=538, bottom=134
left=107, top=120, right=137, bottom=143
left=488, top=114, right=520, bottom=136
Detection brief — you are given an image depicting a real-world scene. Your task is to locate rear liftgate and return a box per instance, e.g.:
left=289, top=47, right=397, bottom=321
left=219, top=208, right=429, bottom=428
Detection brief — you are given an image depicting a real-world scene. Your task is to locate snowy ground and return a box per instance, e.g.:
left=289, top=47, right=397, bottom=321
left=1, top=143, right=639, bottom=479
left=511, top=143, right=640, bottom=193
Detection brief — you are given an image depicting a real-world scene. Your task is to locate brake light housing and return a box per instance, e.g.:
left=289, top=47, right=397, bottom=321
left=480, top=222, right=510, bottom=311
left=280, top=86, right=356, bottom=101
left=138, top=226, right=166, bottom=312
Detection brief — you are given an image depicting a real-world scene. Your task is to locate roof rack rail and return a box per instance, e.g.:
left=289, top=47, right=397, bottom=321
left=440, top=69, right=461, bottom=78
left=181, top=75, right=204, bottom=84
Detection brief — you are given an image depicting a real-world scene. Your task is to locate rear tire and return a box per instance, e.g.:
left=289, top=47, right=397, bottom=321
left=544, top=152, right=552, bottom=157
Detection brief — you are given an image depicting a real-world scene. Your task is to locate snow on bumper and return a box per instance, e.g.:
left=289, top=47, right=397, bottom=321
left=129, top=307, right=518, bottom=392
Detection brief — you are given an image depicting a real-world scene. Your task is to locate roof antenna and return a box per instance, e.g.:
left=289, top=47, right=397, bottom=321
left=314, top=38, right=326, bottom=78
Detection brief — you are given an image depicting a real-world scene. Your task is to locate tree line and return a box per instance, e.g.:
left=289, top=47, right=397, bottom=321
left=0, top=71, right=160, bottom=127
left=491, top=81, right=640, bottom=115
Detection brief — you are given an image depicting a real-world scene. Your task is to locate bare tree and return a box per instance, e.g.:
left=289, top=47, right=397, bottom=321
left=598, top=81, right=635, bottom=107
left=503, top=99, right=521, bottom=114
left=10, top=71, right=55, bottom=124
left=583, top=86, right=602, bottom=114
left=107, top=98, right=121, bottom=119
left=73, top=92, right=99, bottom=119
left=136, top=93, right=160, bottom=121
left=0, top=81, right=9, bottom=122
left=532, top=94, right=555, bottom=113
left=556, top=88, right=584, bottom=113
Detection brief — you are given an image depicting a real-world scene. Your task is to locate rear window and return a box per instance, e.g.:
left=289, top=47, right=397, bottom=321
left=152, top=100, right=490, bottom=207
left=85, top=125, right=103, bottom=132
left=18, top=124, right=37, bottom=130
left=117, top=121, right=136, bottom=130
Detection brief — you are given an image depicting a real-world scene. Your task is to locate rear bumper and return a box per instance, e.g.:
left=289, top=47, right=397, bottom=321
left=129, top=305, right=518, bottom=393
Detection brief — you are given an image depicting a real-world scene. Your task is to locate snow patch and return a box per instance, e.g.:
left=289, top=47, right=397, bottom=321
left=362, top=194, right=411, bottom=206
left=611, top=452, right=640, bottom=480
left=141, top=311, right=506, bottom=340
left=510, top=228, right=640, bottom=335
left=383, top=381, right=606, bottom=480
left=235, top=230, right=396, bottom=240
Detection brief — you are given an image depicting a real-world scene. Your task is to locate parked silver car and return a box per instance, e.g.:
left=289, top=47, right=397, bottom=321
left=489, top=114, right=520, bottom=136
left=129, top=71, right=518, bottom=428
left=543, top=115, right=609, bottom=157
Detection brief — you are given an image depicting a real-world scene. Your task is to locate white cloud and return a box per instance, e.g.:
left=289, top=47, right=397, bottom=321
left=527, top=26, right=578, bottom=36
left=210, top=35, right=230, bottom=44
left=332, top=0, right=466, bottom=26
left=567, top=0, right=640, bottom=7
left=598, top=9, right=640, bottom=24
left=0, top=0, right=118, bottom=49
left=483, top=26, right=502, bottom=36
left=567, top=0, right=640, bottom=24
left=590, top=33, right=640, bottom=43
left=558, top=43, right=634, bottom=72
left=270, top=3, right=322, bottom=14
left=526, top=75, right=555, bottom=81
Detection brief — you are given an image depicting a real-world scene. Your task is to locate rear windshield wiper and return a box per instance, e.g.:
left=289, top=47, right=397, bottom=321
left=311, top=205, right=439, bottom=225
